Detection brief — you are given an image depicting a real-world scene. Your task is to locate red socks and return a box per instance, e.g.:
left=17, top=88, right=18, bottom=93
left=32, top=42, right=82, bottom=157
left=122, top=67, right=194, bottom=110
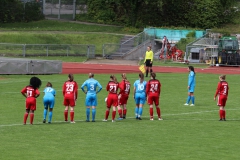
left=64, top=110, right=68, bottom=121
left=118, top=109, right=123, bottom=118
left=112, top=111, right=116, bottom=120
left=105, top=110, right=109, bottom=120
left=23, top=112, right=34, bottom=124
left=156, top=107, right=161, bottom=118
left=70, top=111, right=74, bottom=122
left=30, top=113, right=34, bottom=124
left=123, top=109, right=127, bottom=117
left=219, top=110, right=226, bottom=119
left=150, top=108, right=153, bottom=118
left=23, top=113, right=28, bottom=124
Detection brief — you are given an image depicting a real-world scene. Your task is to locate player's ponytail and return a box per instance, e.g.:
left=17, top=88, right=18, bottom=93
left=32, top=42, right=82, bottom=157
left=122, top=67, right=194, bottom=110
left=68, top=74, right=74, bottom=82
left=139, top=73, right=144, bottom=83
left=188, top=66, right=195, bottom=74
left=122, top=73, right=127, bottom=80
left=110, top=75, right=118, bottom=83
left=151, top=72, right=156, bottom=80
left=46, top=82, right=52, bottom=87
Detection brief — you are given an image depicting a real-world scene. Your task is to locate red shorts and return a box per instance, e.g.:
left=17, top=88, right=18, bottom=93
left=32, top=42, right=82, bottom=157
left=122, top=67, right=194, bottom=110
left=147, top=95, right=159, bottom=106
left=26, top=97, right=36, bottom=110
left=217, top=95, right=227, bottom=107
left=119, top=94, right=129, bottom=105
left=106, top=94, right=118, bottom=108
left=63, top=98, right=76, bottom=107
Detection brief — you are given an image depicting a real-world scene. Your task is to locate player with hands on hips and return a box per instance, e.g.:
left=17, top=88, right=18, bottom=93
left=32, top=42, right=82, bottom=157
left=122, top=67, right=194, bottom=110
left=81, top=73, right=102, bottom=122
left=103, top=75, right=119, bottom=122
left=21, top=77, right=42, bottom=125
left=146, top=72, right=162, bottom=120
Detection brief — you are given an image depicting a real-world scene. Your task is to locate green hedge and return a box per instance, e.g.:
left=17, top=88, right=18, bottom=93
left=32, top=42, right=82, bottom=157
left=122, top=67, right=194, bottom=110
left=0, top=0, right=44, bottom=23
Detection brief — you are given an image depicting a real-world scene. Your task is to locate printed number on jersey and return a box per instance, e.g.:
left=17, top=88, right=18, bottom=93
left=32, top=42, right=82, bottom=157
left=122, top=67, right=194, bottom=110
left=150, top=84, right=158, bottom=92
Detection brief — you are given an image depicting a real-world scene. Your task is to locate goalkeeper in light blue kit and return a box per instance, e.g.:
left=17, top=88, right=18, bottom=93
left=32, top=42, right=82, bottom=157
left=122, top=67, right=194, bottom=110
left=81, top=73, right=102, bottom=122
left=184, top=66, right=196, bottom=106
left=133, top=73, right=147, bottom=120
left=43, top=82, right=56, bottom=123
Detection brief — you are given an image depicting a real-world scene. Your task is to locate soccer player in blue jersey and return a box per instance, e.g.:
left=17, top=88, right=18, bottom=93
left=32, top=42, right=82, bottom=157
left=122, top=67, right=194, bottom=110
left=184, top=66, right=196, bottom=106
left=81, top=73, right=102, bottom=122
left=133, top=73, right=147, bottom=120
left=43, top=82, right=56, bottom=123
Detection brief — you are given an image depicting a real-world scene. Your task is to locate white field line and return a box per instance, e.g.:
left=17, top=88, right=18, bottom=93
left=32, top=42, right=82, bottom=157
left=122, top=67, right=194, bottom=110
left=0, top=108, right=239, bottom=127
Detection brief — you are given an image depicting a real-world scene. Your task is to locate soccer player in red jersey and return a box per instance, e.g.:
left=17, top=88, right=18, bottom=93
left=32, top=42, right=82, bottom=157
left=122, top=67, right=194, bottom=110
left=21, top=77, right=42, bottom=125
left=214, top=75, right=229, bottom=121
left=146, top=72, right=163, bottom=120
left=62, top=74, right=78, bottom=123
left=103, top=75, right=119, bottom=122
left=117, top=73, right=131, bottom=119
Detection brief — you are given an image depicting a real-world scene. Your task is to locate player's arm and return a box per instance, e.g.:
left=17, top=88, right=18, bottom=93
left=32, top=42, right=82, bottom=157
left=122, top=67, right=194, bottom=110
left=106, top=82, right=110, bottom=91
left=75, top=82, right=78, bottom=100
left=158, top=81, right=161, bottom=95
left=188, top=74, right=193, bottom=87
left=145, top=82, right=149, bottom=96
left=81, top=81, right=87, bottom=94
left=97, top=82, right=102, bottom=94
left=214, top=82, right=220, bottom=100
left=35, top=89, right=40, bottom=98
left=62, top=82, right=66, bottom=96
left=21, top=87, right=27, bottom=98
left=150, top=51, right=153, bottom=63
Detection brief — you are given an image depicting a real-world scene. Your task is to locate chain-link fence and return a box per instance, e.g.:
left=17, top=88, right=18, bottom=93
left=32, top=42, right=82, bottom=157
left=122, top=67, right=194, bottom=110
left=0, top=43, right=95, bottom=58
left=44, top=0, right=86, bottom=20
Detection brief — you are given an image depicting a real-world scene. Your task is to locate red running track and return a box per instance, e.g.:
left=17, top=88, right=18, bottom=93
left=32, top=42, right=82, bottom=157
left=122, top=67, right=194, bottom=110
left=62, top=62, right=240, bottom=75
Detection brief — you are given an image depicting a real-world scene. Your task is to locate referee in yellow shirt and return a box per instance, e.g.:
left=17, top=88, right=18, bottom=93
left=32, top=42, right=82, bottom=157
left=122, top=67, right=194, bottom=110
left=144, top=46, right=154, bottom=77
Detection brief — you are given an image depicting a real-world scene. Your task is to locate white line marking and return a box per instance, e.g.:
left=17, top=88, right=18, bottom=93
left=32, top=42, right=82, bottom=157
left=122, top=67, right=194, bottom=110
left=0, top=108, right=239, bottom=127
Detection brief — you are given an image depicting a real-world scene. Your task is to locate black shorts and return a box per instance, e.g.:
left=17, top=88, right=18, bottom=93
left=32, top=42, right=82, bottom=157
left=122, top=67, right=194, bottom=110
left=145, top=59, right=152, bottom=67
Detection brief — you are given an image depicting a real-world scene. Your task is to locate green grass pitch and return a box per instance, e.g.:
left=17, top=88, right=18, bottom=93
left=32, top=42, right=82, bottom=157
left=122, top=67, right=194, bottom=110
left=0, top=73, right=239, bottom=160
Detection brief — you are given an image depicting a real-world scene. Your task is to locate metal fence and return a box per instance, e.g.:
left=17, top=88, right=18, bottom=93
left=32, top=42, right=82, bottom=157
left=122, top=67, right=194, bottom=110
left=0, top=43, right=95, bottom=58
left=44, top=0, right=86, bottom=20
left=102, top=31, right=154, bottom=60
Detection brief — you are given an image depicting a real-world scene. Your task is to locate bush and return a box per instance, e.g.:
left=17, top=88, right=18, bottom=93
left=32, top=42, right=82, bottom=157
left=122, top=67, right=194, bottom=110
left=0, top=0, right=44, bottom=23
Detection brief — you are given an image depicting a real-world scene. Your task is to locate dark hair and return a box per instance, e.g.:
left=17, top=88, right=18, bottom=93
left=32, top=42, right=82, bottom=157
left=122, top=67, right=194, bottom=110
left=30, top=77, right=42, bottom=89
left=110, top=75, right=117, bottom=83
left=151, top=72, right=156, bottom=80
left=46, top=82, right=52, bottom=87
left=188, top=66, right=195, bottom=74
left=139, top=73, right=144, bottom=83
left=68, top=74, right=74, bottom=82
left=148, top=46, right=152, bottom=50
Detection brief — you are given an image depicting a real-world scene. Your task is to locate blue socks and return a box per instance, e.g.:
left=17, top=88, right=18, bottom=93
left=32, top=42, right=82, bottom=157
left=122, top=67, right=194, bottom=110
left=49, top=111, right=52, bottom=122
left=86, top=108, right=90, bottom=121
left=92, top=108, right=96, bottom=121
left=191, top=96, right=195, bottom=104
left=43, top=108, right=47, bottom=120
left=138, top=107, right=143, bottom=117
left=186, top=96, right=195, bottom=104
left=135, top=107, right=139, bottom=117
left=186, top=96, right=191, bottom=104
